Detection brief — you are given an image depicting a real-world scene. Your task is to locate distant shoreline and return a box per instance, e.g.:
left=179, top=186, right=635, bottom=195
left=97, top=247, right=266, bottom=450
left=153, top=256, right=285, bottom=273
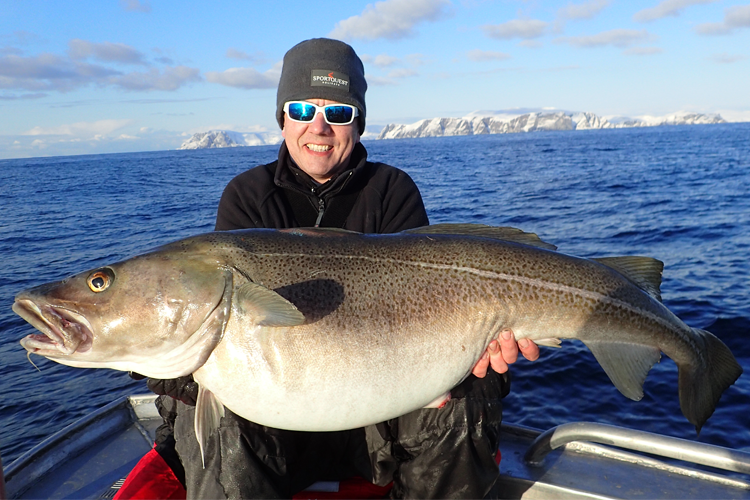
left=376, top=111, right=726, bottom=140
left=177, top=111, right=731, bottom=150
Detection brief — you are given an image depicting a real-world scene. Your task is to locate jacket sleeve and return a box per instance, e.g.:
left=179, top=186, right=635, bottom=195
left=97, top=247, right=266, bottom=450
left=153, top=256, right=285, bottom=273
left=378, top=168, right=429, bottom=233
left=214, top=173, right=264, bottom=231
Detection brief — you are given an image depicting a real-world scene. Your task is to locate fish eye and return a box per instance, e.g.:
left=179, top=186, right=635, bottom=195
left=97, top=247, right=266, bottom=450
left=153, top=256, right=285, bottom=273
left=87, top=269, right=113, bottom=293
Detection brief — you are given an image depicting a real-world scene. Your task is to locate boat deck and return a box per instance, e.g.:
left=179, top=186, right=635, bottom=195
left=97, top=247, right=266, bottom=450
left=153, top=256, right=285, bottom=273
left=5, top=396, right=160, bottom=500
left=4, top=395, right=750, bottom=499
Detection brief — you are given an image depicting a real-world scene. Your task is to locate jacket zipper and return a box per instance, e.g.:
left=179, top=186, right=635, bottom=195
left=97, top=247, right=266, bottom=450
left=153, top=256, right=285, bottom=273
left=314, top=197, right=325, bottom=227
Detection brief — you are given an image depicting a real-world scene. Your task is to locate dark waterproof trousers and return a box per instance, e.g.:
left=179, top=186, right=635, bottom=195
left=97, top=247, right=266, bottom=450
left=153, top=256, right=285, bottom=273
left=168, top=370, right=508, bottom=499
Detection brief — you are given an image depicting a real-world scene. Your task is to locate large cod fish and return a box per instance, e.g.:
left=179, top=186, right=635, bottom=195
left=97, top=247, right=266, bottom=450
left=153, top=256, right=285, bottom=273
left=13, top=224, right=742, bottom=456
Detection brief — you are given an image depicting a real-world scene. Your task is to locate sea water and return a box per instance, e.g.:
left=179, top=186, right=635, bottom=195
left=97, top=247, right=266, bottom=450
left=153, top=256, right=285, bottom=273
left=1, top=123, right=748, bottom=464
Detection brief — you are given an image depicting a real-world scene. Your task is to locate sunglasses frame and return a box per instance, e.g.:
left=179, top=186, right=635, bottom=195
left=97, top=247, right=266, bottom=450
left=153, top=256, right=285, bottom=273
left=283, top=101, right=360, bottom=126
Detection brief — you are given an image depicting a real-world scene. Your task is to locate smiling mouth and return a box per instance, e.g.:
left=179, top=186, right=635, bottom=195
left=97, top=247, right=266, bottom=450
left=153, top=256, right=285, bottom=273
left=13, top=299, right=93, bottom=357
left=306, top=144, right=332, bottom=153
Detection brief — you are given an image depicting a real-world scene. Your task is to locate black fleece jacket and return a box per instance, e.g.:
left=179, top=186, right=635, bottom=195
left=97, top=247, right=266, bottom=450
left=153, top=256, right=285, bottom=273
left=147, top=141, right=429, bottom=457
left=215, top=142, right=429, bottom=233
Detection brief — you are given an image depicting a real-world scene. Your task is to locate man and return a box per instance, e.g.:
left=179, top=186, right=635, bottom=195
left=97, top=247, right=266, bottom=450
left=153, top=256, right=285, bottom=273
left=146, top=38, right=538, bottom=499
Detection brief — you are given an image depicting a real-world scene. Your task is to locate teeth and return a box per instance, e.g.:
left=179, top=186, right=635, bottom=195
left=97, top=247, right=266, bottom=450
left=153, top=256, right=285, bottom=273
left=306, top=144, right=332, bottom=152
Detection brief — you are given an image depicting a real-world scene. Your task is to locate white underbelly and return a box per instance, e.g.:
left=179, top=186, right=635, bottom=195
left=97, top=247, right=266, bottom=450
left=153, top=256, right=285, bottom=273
left=192, top=315, right=498, bottom=431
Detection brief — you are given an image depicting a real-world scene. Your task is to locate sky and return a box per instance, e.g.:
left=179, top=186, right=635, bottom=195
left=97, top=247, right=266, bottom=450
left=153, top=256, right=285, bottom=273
left=1, top=0, right=749, bottom=159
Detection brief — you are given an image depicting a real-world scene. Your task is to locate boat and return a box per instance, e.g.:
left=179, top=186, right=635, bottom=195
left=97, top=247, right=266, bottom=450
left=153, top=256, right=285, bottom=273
left=4, top=394, right=750, bottom=499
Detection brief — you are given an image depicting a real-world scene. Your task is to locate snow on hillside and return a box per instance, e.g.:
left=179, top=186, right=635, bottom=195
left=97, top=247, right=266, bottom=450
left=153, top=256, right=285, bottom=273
left=376, top=110, right=726, bottom=140
left=179, top=130, right=282, bottom=150
left=179, top=111, right=727, bottom=148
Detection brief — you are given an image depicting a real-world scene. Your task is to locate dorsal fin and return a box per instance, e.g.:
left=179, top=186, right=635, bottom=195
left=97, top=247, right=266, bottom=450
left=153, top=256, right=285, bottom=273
left=279, top=227, right=359, bottom=237
left=591, top=256, right=664, bottom=302
left=403, top=224, right=557, bottom=251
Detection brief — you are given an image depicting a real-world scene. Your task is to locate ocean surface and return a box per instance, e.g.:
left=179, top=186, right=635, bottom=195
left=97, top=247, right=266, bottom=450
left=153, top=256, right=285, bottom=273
left=1, top=124, right=749, bottom=467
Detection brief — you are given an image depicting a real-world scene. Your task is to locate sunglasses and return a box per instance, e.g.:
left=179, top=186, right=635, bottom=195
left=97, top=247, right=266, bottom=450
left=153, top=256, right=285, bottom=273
left=283, top=101, right=359, bottom=126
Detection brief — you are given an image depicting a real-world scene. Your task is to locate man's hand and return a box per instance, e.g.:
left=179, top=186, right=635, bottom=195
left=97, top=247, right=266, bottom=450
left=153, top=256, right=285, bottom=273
left=146, top=375, right=200, bottom=406
left=471, top=329, right=539, bottom=378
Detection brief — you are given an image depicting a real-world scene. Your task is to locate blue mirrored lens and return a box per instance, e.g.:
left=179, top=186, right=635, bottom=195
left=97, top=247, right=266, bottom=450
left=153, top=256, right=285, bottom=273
left=287, top=103, right=316, bottom=122
left=324, top=106, right=353, bottom=124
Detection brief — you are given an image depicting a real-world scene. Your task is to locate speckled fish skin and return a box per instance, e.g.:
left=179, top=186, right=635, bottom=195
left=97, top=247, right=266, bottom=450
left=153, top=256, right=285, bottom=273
left=191, top=228, right=743, bottom=433
left=13, top=225, right=742, bottom=434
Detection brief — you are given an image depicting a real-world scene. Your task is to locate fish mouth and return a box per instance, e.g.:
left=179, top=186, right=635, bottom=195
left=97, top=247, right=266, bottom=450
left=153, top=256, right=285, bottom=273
left=13, top=299, right=94, bottom=357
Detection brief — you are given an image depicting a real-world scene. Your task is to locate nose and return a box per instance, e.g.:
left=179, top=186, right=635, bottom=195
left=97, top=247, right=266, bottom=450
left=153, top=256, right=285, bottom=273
left=308, top=111, right=332, bottom=134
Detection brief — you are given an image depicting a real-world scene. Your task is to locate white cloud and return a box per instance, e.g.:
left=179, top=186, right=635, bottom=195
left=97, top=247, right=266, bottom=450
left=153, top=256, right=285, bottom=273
left=361, top=54, right=399, bottom=68
left=405, top=54, right=427, bottom=66
left=366, top=76, right=397, bottom=86
left=467, top=49, right=512, bottom=61
left=374, top=54, right=398, bottom=67
left=365, top=64, right=420, bottom=86
left=1, top=30, right=41, bottom=46
left=1, top=47, right=23, bottom=56
left=624, top=47, right=664, bottom=55
left=109, top=66, right=202, bottom=91
left=225, top=48, right=266, bottom=63
left=556, top=29, right=654, bottom=48
left=387, top=68, right=418, bottom=78
left=2, top=123, right=190, bottom=158
left=0, top=92, right=46, bottom=100
left=23, top=119, right=133, bottom=137
left=519, top=40, right=544, bottom=49
left=708, top=52, right=747, bottom=63
left=152, top=48, right=174, bottom=65
left=361, top=53, right=425, bottom=71
left=205, top=63, right=280, bottom=89
left=558, top=0, right=610, bottom=20
left=0, top=50, right=200, bottom=92
left=634, top=0, right=718, bottom=23
left=482, top=19, right=549, bottom=40
left=359, top=52, right=425, bottom=86
left=0, top=53, right=119, bottom=91
left=68, top=39, right=147, bottom=65
left=695, top=5, right=750, bottom=35
left=120, top=0, right=151, bottom=13
left=329, top=0, right=452, bottom=41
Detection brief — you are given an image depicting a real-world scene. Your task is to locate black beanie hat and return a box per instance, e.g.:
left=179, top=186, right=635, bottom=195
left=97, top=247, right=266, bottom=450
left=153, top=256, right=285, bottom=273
left=276, top=38, right=367, bottom=134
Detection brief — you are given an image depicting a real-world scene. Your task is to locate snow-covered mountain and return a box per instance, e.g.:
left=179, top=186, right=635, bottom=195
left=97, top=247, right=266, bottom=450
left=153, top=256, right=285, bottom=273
left=179, top=112, right=726, bottom=148
left=606, top=112, right=726, bottom=127
left=178, top=130, right=282, bottom=150
left=376, top=111, right=726, bottom=140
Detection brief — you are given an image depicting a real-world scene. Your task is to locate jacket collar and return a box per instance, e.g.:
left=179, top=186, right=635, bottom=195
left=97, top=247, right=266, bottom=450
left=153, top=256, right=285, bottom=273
left=274, top=141, right=368, bottom=198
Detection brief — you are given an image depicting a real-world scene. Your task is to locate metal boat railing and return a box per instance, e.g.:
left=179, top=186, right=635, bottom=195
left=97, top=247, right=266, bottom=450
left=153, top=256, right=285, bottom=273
left=4, top=398, right=749, bottom=499
left=524, top=421, right=750, bottom=475
left=4, top=395, right=158, bottom=499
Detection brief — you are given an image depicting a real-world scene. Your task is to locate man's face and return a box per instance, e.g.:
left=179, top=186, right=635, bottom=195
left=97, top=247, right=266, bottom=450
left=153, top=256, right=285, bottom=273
left=282, top=98, right=361, bottom=184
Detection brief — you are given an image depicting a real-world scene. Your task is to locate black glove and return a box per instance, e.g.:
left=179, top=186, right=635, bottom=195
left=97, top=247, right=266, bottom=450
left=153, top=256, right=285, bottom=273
left=129, top=372, right=200, bottom=406
left=149, top=375, right=200, bottom=406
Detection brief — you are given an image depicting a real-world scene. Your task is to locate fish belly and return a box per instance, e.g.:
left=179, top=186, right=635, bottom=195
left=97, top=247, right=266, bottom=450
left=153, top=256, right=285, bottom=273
left=194, top=308, right=505, bottom=431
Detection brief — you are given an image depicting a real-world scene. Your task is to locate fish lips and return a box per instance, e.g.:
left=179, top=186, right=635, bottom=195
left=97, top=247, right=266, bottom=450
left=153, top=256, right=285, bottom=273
left=13, top=299, right=94, bottom=357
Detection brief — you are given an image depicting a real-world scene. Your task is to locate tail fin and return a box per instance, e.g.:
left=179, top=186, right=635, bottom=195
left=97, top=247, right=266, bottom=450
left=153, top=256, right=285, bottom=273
left=679, top=328, right=743, bottom=433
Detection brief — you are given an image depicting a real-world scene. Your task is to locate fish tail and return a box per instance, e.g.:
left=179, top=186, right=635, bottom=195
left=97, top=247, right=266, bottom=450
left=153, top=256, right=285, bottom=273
left=679, top=328, right=743, bottom=434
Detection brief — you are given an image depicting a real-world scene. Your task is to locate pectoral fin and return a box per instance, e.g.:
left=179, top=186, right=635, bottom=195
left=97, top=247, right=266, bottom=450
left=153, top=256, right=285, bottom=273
left=195, top=384, right=225, bottom=468
left=534, top=338, right=562, bottom=348
left=235, top=282, right=305, bottom=327
left=582, top=340, right=661, bottom=401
